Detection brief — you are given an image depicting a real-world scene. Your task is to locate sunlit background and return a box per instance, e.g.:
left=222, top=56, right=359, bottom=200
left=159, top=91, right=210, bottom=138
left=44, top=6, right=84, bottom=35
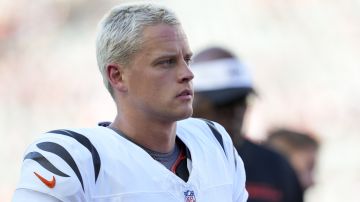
left=1, top=0, right=359, bottom=201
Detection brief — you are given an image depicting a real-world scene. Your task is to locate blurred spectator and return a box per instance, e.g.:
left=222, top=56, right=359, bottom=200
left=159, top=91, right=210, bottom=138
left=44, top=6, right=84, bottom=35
left=191, top=47, right=303, bottom=202
left=265, top=128, right=319, bottom=191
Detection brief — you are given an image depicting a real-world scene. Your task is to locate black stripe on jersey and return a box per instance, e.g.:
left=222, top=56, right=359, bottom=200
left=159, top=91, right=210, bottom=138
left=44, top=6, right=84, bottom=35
left=48, top=129, right=101, bottom=182
left=185, top=147, right=192, bottom=160
left=203, top=119, right=226, bottom=157
left=23, top=152, right=70, bottom=177
left=233, top=147, right=238, bottom=169
left=37, top=142, right=84, bottom=191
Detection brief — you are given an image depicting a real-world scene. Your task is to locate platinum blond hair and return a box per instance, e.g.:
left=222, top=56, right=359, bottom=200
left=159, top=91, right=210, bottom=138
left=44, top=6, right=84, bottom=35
left=96, top=3, right=180, bottom=96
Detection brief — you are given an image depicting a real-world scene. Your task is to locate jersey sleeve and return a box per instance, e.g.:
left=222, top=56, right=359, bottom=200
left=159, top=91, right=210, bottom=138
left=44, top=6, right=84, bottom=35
left=231, top=147, right=248, bottom=202
left=13, top=130, right=95, bottom=202
left=13, top=188, right=61, bottom=202
left=211, top=122, right=249, bottom=202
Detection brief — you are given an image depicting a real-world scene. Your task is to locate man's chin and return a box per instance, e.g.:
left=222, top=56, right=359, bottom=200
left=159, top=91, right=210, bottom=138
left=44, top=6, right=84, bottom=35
left=178, top=109, right=193, bottom=120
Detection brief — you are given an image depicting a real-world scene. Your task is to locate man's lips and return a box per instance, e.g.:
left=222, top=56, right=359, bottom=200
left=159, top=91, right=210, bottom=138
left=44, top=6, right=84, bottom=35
left=176, top=89, right=193, bottom=98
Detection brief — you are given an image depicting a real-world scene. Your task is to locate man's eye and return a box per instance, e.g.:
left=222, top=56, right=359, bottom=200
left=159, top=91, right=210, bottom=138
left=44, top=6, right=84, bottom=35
left=184, top=57, right=193, bottom=65
left=159, top=59, right=176, bottom=66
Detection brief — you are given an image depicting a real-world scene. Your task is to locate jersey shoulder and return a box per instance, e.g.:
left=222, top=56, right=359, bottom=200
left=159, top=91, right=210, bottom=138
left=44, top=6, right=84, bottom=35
left=177, top=117, right=240, bottom=165
left=15, top=127, right=112, bottom=201
left=178, top=117, right=234, bottom=148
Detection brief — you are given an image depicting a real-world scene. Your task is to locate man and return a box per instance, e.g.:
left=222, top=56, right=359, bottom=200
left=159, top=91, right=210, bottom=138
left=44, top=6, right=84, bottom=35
left=265, top=128, right=319, bottom=191
left=192, top=47, right=303, bottom=202
left=13, top=4, right=248, bottom=202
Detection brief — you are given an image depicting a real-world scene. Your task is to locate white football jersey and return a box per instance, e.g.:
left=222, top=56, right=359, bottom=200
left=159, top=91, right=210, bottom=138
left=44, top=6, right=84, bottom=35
left=13, top=118, right=248, bottom=202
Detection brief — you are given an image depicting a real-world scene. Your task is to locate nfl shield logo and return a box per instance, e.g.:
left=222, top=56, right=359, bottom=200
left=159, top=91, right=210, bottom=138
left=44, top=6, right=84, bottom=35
left=184, top=190, right=196, bottom=202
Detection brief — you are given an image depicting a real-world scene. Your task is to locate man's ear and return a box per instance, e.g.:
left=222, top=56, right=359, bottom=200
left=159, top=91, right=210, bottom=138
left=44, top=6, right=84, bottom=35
left=106, top=63, right=127, bottom=92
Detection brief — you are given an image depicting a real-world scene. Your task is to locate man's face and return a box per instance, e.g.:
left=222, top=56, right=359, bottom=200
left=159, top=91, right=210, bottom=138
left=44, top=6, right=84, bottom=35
left=193, top=96, right=247, bottom=140
left=291, top=147, right=318, bottom=190
left=123, top=24, right=194, bottom=122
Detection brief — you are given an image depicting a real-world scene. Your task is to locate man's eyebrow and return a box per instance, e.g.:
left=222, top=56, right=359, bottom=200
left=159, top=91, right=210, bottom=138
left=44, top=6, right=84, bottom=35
left=151, top=51, right=193, bottom=62
left=153, top=53, right=177, bottom=61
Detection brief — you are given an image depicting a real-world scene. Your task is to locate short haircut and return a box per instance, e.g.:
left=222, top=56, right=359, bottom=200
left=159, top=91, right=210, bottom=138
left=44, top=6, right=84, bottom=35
left=266, top=128, right=319, bottom=155
left=96, top=3, right=180, bottom=96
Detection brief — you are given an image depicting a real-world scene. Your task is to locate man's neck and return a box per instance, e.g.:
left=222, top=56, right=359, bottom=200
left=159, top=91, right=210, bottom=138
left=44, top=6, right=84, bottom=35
left=110, top=113, right=177, bottom=153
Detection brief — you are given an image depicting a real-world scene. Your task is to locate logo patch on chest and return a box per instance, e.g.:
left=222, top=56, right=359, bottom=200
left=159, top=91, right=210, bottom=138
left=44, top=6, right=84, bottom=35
left=184, top=190, right=196, bottom=202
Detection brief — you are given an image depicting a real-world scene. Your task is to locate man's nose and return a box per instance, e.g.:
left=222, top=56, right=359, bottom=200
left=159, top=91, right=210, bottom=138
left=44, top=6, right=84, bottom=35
left=179, top=62, right=194, bottom=83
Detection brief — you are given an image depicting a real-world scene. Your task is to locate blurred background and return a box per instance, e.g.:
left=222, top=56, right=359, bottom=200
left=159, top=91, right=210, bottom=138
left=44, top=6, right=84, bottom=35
left=1, top=0, right=359, bottom=201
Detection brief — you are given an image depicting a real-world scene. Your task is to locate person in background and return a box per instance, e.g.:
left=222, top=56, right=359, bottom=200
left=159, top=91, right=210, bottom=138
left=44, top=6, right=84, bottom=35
left=13, top=4, right=248, bottom=202
left=191, top=46, right=303, bottom=202
left=265, top=128, right=319, bottom=191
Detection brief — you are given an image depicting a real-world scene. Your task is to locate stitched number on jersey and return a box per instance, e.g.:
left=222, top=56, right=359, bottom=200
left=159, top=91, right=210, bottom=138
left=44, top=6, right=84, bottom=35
left=184, top=190, right=196, bottom=202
